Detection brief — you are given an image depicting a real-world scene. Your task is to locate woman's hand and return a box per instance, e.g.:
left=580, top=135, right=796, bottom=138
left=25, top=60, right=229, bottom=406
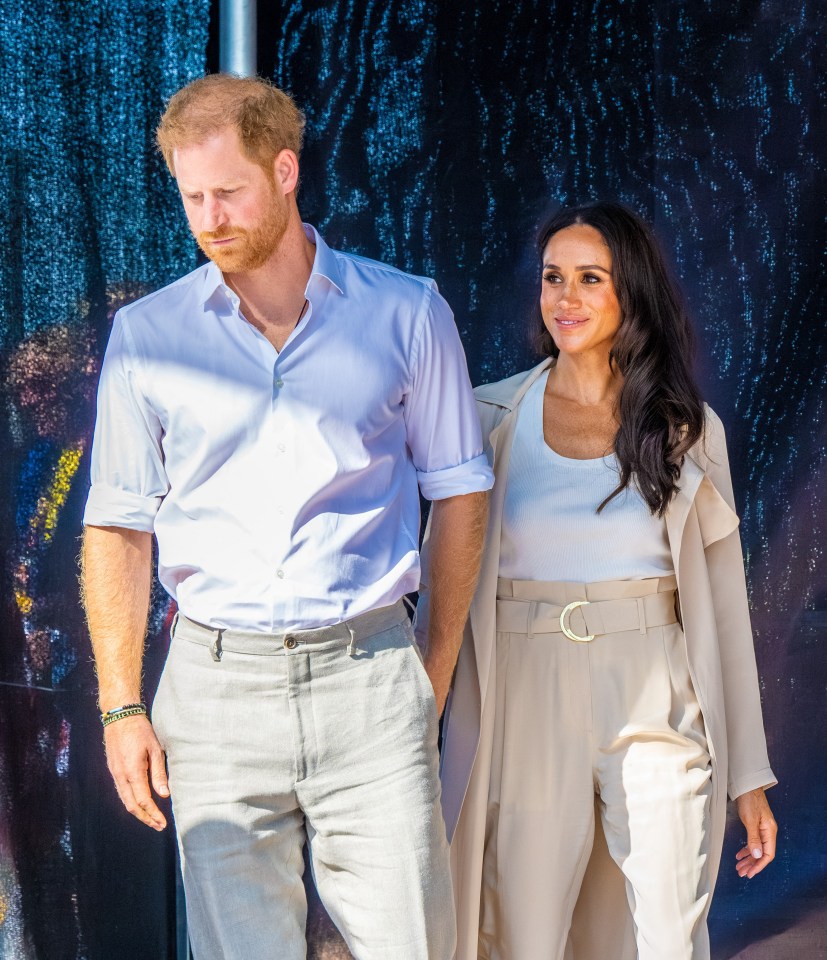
left=735, top=787, right=777, bottom=878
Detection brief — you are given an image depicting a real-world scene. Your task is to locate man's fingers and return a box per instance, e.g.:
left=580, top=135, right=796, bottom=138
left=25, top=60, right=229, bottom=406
left=126, top=773, right=167, bottom=831
left=104, top=717, right=168, bottom=830
left=112, top=773, right=164, bottom=830
left=149, top=746, right=170, bottom=799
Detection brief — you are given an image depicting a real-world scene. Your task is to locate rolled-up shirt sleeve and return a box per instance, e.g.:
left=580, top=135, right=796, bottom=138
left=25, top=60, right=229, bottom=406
left=83, top=312, right=168, bottom=531
left=404, top=283, right=494, bottom=501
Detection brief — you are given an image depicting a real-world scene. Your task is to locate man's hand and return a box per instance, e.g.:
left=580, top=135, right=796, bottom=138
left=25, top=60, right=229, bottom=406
left=424, top=649, right=457, bottom=717
left=104, top=714, right=169, bottom=831
left=734, top=787, right=777, bottom=878
left=82, top=525, right=160, bottom=821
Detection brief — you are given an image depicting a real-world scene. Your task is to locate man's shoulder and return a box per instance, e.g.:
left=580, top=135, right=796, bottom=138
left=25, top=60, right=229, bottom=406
left=331, top=246, right=437, bottom=300
left=117, top=263, right=212, bottom=327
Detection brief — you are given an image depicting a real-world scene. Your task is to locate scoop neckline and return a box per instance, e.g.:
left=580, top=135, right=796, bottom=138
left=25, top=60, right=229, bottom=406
left=531, top=372, right=616, bottom=467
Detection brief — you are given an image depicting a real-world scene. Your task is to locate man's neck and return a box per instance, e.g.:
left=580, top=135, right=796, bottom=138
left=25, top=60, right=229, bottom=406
left=224, top=216, right=316, bottom=350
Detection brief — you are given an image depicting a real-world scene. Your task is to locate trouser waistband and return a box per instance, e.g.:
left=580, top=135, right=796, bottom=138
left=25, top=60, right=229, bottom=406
left=173, top=598, right=410, bottom=659
left=496, top=576, right=678, bottom=640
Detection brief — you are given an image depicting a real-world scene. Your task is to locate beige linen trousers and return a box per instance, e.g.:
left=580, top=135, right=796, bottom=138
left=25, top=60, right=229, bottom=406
left=417, top=359, right=776, bottom=960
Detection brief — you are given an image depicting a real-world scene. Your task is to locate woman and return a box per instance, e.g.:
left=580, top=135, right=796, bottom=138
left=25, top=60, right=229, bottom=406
left=418, top=202, right=777, bottom=960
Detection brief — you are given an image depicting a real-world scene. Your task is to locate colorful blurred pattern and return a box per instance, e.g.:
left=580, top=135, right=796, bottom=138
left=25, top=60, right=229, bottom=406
left=0, top=1, right=207, bottom=957
left=1, top=1, right=825, bottom=958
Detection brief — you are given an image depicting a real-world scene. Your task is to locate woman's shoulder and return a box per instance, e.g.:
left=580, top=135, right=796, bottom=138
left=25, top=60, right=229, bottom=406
left=688, top=403, right=729, bottom=472
left=473, top=359, right=551, bottom=410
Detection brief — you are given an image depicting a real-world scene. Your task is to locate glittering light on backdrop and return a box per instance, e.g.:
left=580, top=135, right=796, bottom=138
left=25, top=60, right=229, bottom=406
left=1, top=1, right=825, bottom=958
left=274, top=2, right=826, bottom=956
left=0, top=2, right=207, bottom=958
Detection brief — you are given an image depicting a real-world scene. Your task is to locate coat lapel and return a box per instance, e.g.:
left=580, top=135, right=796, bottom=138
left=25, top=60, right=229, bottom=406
left=470, top=360, right=551, bottom=710
left=666, top=451, right=740, bottom=576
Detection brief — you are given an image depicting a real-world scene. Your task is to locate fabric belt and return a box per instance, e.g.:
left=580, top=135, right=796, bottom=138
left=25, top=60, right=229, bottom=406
left=173, top=598, right=410, bottom=659
left=495, top=585, right=678, bottom=641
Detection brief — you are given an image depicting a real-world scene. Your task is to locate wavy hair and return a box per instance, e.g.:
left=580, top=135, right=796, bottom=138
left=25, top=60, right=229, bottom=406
left=535, top=201, right=705, bottom=516
left=156, top=74, right=305, bottom=177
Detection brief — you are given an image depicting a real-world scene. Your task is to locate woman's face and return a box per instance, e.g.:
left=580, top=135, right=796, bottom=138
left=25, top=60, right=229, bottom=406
left=540, top=224, right=622, bottom=359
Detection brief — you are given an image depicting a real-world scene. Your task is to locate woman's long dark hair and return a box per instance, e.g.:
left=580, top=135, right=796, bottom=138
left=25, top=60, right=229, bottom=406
left=535, top=201, right=705, bottom=516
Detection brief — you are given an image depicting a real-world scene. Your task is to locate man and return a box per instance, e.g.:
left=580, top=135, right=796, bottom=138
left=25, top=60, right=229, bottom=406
left=81, top=74, right=492, bottom=959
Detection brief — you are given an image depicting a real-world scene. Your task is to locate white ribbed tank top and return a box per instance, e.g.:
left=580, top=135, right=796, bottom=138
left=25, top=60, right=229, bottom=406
left=498, top=374, right=674, bottom=582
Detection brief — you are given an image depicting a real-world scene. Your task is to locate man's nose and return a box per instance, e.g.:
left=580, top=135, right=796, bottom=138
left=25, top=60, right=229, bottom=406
left=202, top=197, right=227, bottom=232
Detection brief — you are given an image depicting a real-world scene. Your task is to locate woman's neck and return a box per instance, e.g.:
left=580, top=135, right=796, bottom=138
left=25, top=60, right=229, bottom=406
left=548, top=350, right=623, bottom=407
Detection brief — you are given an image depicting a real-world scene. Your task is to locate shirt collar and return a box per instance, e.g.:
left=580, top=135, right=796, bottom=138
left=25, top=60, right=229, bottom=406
left=302, top=223, right=345, bottom=295
left=199, top=260, right=224, bottom=306
left=197, top=223, right=345, bottom=307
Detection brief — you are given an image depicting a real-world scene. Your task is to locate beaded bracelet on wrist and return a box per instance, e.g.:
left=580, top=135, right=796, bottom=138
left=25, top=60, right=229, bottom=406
left=100, top=702, right=147, bottom=727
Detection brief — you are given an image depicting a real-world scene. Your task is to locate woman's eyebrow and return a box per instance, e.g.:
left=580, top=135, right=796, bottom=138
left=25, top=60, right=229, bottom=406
left=543, top=262, right=611, bottom=272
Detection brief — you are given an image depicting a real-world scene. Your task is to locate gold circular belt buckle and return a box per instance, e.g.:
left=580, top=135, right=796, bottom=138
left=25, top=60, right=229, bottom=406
left=559, top=601, right=595, bottom=642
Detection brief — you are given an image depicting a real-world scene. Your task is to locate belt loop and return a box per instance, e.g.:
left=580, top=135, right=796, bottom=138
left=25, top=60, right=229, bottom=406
left=210, top=629, right=224, bottom=662
left=402, top=594, right=418, bottom=631
left=347, top=623, right=359, bottom=658
left=636, top=597, right=647, bottom=635
left=526, top=601, right=536, bottom=640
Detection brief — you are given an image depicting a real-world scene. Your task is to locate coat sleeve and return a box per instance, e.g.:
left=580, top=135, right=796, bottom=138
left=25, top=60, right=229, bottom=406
left=702, top=409, right=777, bottom=799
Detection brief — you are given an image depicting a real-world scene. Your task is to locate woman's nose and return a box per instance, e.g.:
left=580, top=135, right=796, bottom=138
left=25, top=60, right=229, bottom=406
left=557, top=280, right=581, bottom=306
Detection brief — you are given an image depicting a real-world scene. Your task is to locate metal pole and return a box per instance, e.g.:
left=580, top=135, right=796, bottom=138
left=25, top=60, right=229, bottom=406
left=177, top=4, right=256, bottom=953
left=219, top=0, right=257, bottom=76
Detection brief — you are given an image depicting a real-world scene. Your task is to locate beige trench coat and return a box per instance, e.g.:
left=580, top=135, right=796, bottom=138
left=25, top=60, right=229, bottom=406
left=418, top=359, right=776, bottom=960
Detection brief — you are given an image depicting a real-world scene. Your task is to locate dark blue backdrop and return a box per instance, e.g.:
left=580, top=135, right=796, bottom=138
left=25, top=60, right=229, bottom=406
left=1, top=1, right=824, bottom=957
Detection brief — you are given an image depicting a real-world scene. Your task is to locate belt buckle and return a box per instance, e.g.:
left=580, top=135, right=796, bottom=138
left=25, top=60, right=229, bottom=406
left=559, top=601, right=594, bottom=643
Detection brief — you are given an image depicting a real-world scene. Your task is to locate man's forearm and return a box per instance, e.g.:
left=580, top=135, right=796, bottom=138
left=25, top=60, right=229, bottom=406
left=424, top=491, right=489, bottom=712
left=81, top=525, right=153, bottom=711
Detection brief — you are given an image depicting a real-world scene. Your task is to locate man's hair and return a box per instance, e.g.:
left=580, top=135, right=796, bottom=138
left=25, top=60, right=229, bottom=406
left=156, top=74, right=305, bottom=176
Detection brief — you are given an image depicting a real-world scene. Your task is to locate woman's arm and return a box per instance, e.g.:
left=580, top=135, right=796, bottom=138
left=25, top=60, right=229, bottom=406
left=702, top=409, right=777, bottom=875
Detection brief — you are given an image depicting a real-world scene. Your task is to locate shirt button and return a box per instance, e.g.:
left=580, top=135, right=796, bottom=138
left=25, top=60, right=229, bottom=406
left=277, top=443, right=286, bottom=452
left=276, top=568, right=285, bottom=579
left=274, top=378, right=284, bottom=388
left=284, top=636, right=297, bottom=650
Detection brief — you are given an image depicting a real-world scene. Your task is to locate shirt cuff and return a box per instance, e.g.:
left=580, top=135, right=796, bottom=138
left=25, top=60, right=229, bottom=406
left=83, top=484, right=161, bottom=532
left=417, top=453, right=494, bottom=501
left=728, top=767, right=778, bottom=800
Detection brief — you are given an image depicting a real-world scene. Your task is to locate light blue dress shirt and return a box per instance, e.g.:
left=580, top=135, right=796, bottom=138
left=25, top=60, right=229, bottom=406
left=84, top=225, right=493, bottom=631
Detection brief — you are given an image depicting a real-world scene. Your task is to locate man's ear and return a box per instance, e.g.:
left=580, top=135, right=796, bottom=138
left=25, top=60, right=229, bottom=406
left=273, top=149, right=300, bottom=195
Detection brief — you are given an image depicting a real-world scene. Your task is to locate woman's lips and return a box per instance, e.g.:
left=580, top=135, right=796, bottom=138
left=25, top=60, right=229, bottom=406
left=555, top=315, right=588, bottom=327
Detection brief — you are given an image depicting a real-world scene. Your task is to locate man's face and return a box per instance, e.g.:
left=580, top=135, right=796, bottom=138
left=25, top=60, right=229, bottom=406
left=173, top=127, right=289, bottom=274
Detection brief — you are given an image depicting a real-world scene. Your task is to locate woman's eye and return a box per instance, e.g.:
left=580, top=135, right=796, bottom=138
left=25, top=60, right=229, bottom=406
left=543, top=273, right=562, bottom=284
left=582, top=273, right=601, bottom=284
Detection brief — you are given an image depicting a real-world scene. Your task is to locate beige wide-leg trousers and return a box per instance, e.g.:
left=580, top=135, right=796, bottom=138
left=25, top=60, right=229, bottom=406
left=151, top=600, right=455, bottom=960
left=479, top=576, right=712, bottom=960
